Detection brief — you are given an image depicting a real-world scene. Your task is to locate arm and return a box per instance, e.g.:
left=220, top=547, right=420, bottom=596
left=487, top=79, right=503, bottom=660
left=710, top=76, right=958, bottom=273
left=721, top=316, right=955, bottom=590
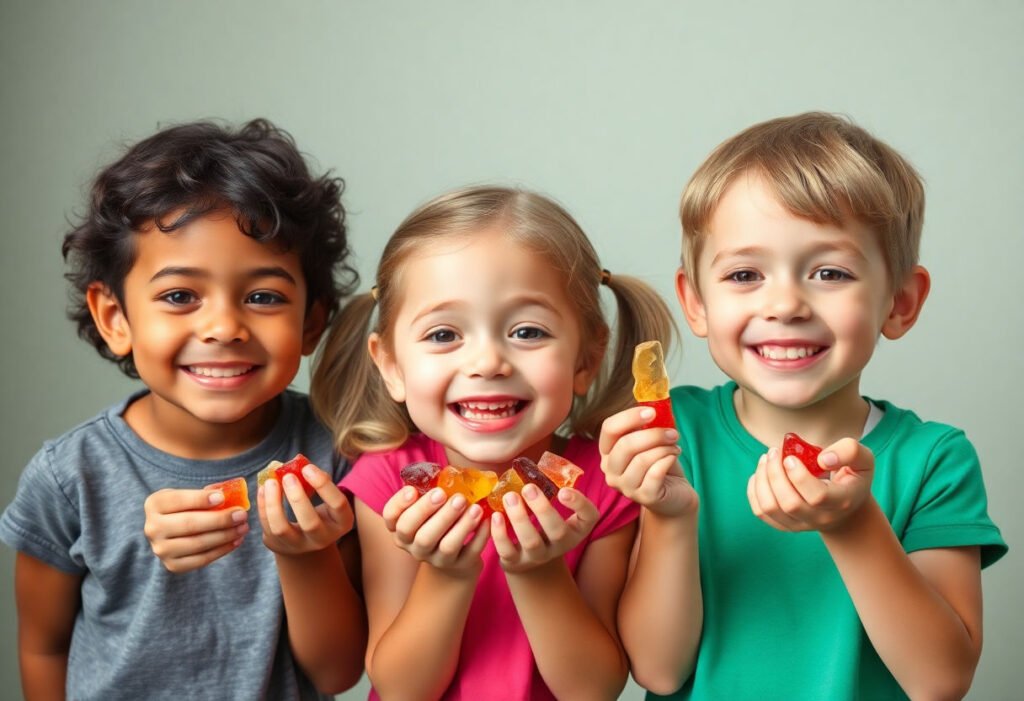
left=14, top=553, right=82, bottom=700
left=259, top=466, right=366, bottom=693
left=599, top=407, right=703, bottom=694
left=361, top=490, right=489, bottom=699
left=751, top=439, right=983, bottom=700
left=497, top=486, right=635, bottom=700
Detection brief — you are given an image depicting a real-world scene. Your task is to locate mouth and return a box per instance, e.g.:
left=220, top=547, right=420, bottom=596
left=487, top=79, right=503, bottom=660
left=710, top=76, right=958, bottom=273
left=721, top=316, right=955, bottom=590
left=450, top=398, right=528, bottom=421
left=184, top=364, right=258, bottom=378
left=753, top=344, right=825, bottom=361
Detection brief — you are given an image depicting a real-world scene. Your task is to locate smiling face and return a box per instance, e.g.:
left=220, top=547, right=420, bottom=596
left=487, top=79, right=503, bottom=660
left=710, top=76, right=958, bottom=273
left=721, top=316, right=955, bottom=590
left=679, top=172, right=899, bottom=421
left=370, top=228, right=594, bottom=471
left=89, top=210, right=324, bottom=455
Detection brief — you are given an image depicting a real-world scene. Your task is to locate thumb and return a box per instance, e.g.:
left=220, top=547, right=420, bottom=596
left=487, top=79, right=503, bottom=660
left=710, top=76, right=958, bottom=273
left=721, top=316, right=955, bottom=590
left=820, top=437, right=875, bottom=474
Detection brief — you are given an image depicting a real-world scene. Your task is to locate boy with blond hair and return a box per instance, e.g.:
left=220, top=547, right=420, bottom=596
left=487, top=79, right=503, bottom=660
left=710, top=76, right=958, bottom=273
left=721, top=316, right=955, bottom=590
left=600, top=112, right=1006, bottom=700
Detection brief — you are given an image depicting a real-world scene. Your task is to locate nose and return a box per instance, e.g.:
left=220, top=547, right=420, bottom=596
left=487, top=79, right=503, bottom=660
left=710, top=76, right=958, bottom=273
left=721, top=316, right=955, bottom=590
left=463, top=336, right=512, bottom=379
left=762, top=278, right=811, bottom=323
left=198, top=299, right=250, bottom=344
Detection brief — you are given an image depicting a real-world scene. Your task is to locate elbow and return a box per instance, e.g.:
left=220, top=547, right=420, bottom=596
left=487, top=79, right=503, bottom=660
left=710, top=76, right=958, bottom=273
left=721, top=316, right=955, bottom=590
left=307, top=660, right=366, bottom=695
left=904, top=666, right=977, bottom=701
left=629, top=661, right=690, bottom=697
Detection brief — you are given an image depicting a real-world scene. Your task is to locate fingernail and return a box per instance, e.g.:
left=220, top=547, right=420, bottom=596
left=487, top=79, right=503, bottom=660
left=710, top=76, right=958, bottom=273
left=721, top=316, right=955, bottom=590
left=784, top=456, right=800, bottom=471
left=236, top=523, right=249, bottom=535
left=430, top=488, right=446, bottom=505
left=467, top=504, right=481, bottom=520
left=404, top=487, right=417, bottom=502
left=208, top=491, right=225, bottom=506
left=302, top=465, right=318, bottom=482
left=522, top=484, right=539, bottom=500
left=820, top=452, right=839, bottom=467
left=450, top=494, right=467, bottom=511
left=558, top=488, right=573, bottom=504
left=231, top=510, right=248, bottom=524
left=283, top=474, right=300, bottom=491
left=768, top=447, right=778, bottom=460
left=640, top=408, right=655, bottom=420
left=665, top=429, right=678, bottom=441
left=504, top=492, right=519, bottom=507
left=232, top=537, right=244, bottom=547
left=492, top=512, right=504, bottom=526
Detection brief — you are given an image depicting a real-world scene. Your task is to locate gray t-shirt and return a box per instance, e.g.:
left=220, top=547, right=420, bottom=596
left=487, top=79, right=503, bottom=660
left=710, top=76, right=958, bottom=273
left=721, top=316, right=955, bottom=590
left=0, top=389, right=349, bottom=701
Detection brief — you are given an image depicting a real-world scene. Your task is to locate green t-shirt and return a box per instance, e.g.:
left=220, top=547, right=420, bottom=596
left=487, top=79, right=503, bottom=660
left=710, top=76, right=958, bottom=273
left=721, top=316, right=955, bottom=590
left=651, top=383, right=1007, bottom=701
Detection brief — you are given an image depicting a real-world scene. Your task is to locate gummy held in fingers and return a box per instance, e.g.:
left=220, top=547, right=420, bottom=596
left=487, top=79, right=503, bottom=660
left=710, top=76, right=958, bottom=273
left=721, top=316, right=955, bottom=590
left=536, top=451, right=583, bottom=489
left=258, top=454, right=315, bottom=497
left=781, top=433, right=825, bottom=478
left=632, top=341, right=675, bottom=429
left=399, top=462, right=443, bottom=494
left=511, top=457, right=558, bottom=499
left=208, top=477, right=250, bottom=511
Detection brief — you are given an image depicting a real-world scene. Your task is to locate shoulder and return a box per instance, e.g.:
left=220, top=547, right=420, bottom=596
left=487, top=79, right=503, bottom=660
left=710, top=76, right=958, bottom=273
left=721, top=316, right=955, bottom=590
left=867, top=399, right=976, bottom=467
left=342, top=434, right=445, bottom=511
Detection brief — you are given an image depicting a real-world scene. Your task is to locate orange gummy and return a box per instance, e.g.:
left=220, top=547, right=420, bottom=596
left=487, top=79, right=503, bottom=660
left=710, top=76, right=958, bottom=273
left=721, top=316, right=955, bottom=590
left=487, top=469, right=525, bottom=514
left=208, top=477, right=250, bottom=511
left=437, top=466, right=498, bottom=503
left=537, top=451, right=583, bottom=489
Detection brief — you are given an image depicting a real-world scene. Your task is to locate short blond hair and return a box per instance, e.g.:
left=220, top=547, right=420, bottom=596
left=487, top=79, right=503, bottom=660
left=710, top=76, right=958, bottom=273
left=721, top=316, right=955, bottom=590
left=680, top=112, right=924, bottom=290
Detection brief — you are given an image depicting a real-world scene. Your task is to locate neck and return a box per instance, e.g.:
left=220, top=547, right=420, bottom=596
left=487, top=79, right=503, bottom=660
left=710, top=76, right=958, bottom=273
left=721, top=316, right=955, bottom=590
left=733, top=380, right=870, bottom=450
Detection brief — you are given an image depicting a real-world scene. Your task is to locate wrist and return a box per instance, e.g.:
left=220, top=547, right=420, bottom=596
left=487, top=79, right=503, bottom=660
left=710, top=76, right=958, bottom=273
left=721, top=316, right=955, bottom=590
left=818, top=495, right=881, bottom=538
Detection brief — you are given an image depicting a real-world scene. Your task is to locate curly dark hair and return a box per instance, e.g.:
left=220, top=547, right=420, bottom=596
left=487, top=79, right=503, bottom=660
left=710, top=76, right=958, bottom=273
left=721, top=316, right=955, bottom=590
left=62, top=118, right=358, bottom=378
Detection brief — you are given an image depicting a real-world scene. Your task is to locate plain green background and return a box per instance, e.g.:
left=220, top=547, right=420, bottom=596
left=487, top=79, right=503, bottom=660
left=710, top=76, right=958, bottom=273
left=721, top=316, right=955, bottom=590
left=1, top=1, right=1020, bottom=699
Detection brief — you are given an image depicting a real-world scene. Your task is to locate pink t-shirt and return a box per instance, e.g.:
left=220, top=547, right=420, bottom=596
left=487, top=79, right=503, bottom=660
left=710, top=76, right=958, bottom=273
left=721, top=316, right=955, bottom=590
left=341, top=433, right=639, bottom=701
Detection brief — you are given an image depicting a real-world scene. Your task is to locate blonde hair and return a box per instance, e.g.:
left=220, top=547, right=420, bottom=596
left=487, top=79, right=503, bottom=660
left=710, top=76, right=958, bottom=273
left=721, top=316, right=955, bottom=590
left=680, top=112, right=925, bottom=290
left=312, top=185, right=677, bottom=459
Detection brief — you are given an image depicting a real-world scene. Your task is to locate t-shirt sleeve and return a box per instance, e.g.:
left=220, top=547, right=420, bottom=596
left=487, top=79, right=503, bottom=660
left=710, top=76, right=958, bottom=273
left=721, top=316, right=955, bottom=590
left=340, top=451, right=403, bottom=514
left=901, top=429, right=1007, bottom=568
left=588, top=484, right=641, bottom=541
left=0, top=445, right=85, bottom=574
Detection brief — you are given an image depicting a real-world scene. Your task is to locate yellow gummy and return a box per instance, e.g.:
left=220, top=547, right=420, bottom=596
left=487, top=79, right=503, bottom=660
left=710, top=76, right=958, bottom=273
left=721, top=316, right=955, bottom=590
left=632, top=340, right=669, bottom=402
left=257, top=460, right=283, bottom=486
left=438, top=466, right=498, bottom=503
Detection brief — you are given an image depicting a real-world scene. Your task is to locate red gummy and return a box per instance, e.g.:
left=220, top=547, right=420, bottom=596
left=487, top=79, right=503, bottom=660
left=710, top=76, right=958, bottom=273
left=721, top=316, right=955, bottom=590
left=400, top=461, right=443, bottom=494
left=781, top=433, right=825, bottom=477
left=208, top=477, right=250, bottom=511
left=511, top=456, right=558, bottom=499
left=638, top=397, right=675, bottom=430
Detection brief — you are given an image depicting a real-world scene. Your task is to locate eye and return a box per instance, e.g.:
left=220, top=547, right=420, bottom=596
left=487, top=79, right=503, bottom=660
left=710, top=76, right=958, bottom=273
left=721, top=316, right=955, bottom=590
left=725, top=269, right=762, bottom=284
left=159, top=290, right=197, bottom=306
left=425, top=328, right=459, bottom=344
left=511, top=326, right=549, bottom=341
left=812, top=268, right=854, bottom=282
left=246, top=290, right=286, bottom=306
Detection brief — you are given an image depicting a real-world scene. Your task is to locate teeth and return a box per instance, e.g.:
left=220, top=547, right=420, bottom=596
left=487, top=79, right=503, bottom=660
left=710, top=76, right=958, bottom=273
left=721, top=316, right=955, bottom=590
left=757, top=346, right=820, bottom=360
left=459, top=400, right=519, bottom=420
left=188, top=366, right=252, bottom=378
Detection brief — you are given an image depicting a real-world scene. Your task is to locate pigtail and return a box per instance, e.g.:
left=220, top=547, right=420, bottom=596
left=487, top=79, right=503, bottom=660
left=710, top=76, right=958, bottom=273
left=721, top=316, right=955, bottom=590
left=311, top=291, right=413, bottom=459
left=571, top=274, right=678, bottom=439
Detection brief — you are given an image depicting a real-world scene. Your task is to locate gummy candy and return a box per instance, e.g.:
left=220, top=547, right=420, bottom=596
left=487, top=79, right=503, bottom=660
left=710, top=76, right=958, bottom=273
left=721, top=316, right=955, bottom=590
left=782, top=433, right=825, bottom=478
left=632, top=341, right=675, bottom=429
left=258, top=454, right=315, bottom=497
left=400, top=461, right=443, bottom=494
left=512, top=457, right=558, bottom=499
left=536, top=451, right=583, bottom=489
left=437, top=466, right=499, bottom=503
left=487, top=469, right=525, bottom=514
left=208, top=477, right=250, bottom=511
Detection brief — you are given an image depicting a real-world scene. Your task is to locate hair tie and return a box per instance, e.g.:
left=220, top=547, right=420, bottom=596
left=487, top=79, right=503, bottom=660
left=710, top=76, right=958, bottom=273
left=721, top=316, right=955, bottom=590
left=600, top=269, right=611, bottom=285
left=370, top=285, right=379, bottom=302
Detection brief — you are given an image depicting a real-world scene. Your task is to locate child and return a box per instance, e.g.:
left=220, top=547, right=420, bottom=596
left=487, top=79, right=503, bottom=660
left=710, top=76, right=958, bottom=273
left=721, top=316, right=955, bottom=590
left=600, top=112, right=1008, bottom=700
left=0, top=119, right=366, bottom=700
left=284, top=185, right=676, bottom=700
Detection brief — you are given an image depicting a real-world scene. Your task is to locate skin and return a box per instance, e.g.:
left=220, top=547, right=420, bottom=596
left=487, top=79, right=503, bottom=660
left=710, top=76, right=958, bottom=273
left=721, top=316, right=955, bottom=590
left=14, top=210, right=358, bottom=699
left=603, top=171, right=982, bottom=699
left=359, top=228, right=634, bottom=699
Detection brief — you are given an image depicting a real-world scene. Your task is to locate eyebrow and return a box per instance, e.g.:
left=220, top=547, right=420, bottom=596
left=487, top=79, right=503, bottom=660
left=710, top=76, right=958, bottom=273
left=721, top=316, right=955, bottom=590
left=409, top=293, right=563, bottom=326
left=709, top=241, right=869, bottom=267
left=148, top=266, right=298, bottom=285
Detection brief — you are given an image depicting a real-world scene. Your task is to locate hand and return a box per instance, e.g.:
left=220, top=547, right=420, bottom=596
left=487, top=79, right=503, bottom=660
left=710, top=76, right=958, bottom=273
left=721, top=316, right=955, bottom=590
left=599, top=406, right=698, bottom=517
left=490, top=485, right=598, bottom=573
left=258, top=463, right=354, bottom=556
left=143, top=486, right=250, bottom=573
left=748, top=437, right=875, bottom=532
left=382, top=486, right=490, bottom=577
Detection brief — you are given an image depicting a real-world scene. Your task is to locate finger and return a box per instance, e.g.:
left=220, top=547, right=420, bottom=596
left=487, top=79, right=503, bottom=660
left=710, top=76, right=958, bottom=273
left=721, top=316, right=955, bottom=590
left=281, top=473, right=322, bottom=532
left=145, top=487, right=227, bottom=516
left=765, top=448, right=808, bottom=514
left=821, top=437, right=874, bottom=474
left=782, top=454, right=829, bottom=505
left=599, top=406, right=664, bottom=456
left=382, top=486, right=420, bottom=531
left=558, top=488, right=598, bottom=537
left=162, top=539, right=242, bottom=574
left=603, top=425, right=679, bottom=479
left=521, top=484, right=568, bottom=542
left=635, top=454, right=682, bottom=502
left=302, top=464, right=348, bottom=512
left=261, top=478, right=295, bottom=538
left=392, top=489, right=450, bottom=545
left=408, top=492, right=468, bottom=552
left=152, top=524, right=248, bottom=561
left=757, top=451, right=803, bottom=530
left=462, top=514, right=492, bottom=558
left=502, top=490, right=546, bottom=551
left=145, top=507, right=246, bottom=541
left=489, top=510, right=518, bottom=560
left=617, top=444, right=681, bottom=493
left=435, top=503, right=485, bottom=560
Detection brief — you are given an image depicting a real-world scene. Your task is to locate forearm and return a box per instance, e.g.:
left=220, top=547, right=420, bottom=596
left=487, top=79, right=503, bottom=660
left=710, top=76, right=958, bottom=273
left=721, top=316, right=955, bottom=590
left=369, top=563, right=478, bottom=699
left=276, top=545, right=366, bottom=693
left=821, top=498, right=981, bottom=699
left=507, top=559, right=629, bottom=700
left=619, top=509, right=702, bottom=695
left=20, top=650, right=68, bottom=700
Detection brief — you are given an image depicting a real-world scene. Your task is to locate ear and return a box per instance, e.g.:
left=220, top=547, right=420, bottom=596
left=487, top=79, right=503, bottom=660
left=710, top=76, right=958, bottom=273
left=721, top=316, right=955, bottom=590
left=882, top=265, right=931, bottom=340
left=86, top=282, right=133, bottom=357
left=367, top=332, right=406, bottom=402
left=301, top=300, right=328, bottom=355
left=676, top=267, right=708, bottom=338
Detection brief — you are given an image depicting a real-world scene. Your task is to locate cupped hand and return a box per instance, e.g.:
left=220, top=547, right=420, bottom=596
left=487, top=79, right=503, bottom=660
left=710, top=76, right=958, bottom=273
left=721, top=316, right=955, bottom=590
left=748, top=437, right=875, bottom=532
left=490, top=485, right=598, bottom=574
left=143, top=486, right=250, bottom=573
left=382, top=486, right=489, bottom=576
